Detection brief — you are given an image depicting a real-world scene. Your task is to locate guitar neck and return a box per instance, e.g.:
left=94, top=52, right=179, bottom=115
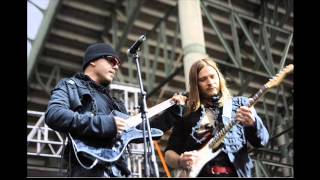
left=126, top=99, right=176, bottom=127
left=248, top=85, right=268, bottom=107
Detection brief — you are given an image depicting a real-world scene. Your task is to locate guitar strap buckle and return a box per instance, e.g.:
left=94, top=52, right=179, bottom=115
left=211, top=166, right=233, bottom=175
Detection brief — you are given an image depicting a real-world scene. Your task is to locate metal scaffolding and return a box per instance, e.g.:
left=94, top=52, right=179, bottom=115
left=27, top=0, right=293, bottom=177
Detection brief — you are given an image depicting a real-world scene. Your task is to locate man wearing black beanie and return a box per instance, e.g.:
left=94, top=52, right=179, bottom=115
left=45, top=43, right=131, bottom=177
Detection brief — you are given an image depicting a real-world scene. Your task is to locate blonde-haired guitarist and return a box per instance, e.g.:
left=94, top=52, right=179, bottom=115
left=164, top=58, right=273, bottom=177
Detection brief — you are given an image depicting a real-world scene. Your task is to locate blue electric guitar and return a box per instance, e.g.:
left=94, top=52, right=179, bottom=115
left=68, top=98, right=175, bottom=169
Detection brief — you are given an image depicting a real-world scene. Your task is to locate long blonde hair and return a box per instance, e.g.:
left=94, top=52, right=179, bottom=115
left=187, top=58, right=232, bottom=114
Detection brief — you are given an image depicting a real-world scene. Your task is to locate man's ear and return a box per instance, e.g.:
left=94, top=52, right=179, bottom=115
left=89, top=62, right=96, bottom=67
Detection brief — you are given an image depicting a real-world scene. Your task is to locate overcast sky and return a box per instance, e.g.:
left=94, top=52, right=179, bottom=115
left=27, top=0, right=49, bottom=58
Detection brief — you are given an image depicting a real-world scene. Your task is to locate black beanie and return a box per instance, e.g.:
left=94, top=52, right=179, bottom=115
left=82, top=43, right=120, bottom=71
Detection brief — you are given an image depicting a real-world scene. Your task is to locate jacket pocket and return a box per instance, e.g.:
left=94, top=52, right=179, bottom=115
left=66, top=80, right=93, bottom=112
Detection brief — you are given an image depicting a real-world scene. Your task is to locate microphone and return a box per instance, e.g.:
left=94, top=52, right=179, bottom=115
left=127, top=35, right=146, bottom=54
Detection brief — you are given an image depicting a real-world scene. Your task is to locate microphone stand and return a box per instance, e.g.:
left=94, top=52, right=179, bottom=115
left=131, top=52, right=159, bottom=177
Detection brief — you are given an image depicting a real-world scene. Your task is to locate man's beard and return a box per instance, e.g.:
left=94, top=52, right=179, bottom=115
left=201, top=88, right=219, bottom=99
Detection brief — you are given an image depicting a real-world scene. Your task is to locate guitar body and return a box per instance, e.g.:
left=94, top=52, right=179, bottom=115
left=68, top=107, right=172, bottom=168
left=174, top=143, right=222, bottom=177
left=69, top=127, right=163, bottom=163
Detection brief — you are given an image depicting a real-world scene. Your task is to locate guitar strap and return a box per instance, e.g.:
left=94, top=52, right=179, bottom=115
left=221, top=98, right=232, bottom=124
left=68, top=133, right=99, bottom=170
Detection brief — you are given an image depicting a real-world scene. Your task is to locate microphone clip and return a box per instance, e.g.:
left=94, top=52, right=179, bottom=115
left=127, top=34, right=146, bottom=55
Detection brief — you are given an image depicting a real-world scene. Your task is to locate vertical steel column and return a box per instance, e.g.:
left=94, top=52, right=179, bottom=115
left=143, top=40, right=151, bottom=90
left=104, top=1, right=125, bottom=82
left=275, top=124, right=290, bottom=176
left=262, top=96, right=271, bottom=132
left=279, top=33, right=293, bottom=70
left=152, top=34, right=161, bottom=89
left=254, top=160, right=261, bottom=177
left=146, top=11, right=182, bottom=98
left=262, top=24, right=275, bottom=74
left=141, top=5, right=179, bottom=96
left=237, top=25, right=264, bottom=96
left=115, top=0, right=144, bottom=52
left=111, top=8, right=118, bottom=46
left=160, top=22, right=169, bottom=75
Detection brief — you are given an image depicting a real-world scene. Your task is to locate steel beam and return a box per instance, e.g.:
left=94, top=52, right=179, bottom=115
left=269, top=0, right=293, bottom=46
left=34, top=65, right=60, bottom=96
left=237, top=24, right=264, bottom=96
left=28, top=0, right=61, bottom=81
left=229, top=10, right=244, bottom=85
left=160, top=22, right=169, bottom=74
left=151, top=32, right=161, bottom=89
left=251, top=158, right=293, bottom=169
left=205, top=0, right=292, bottom=34
left=149, top=5, right=177, bottom=34
left=115, top=0, right=144, bottom=52
left=233, top=13, right=273, bottom=77
left=143, top=41, right=151, bottom=90
left=142, top=4, right=177, bottom=90
left=272, top=0, right=279, bottom=26
left=147, top=65, right=183, bottom=98
left=279, top=33, right=293, bottom=70
left=257, top=160, right=271, bottom=177
left=262, top=24, right=275, bottom=74
left=201, top=1, right=240, bottom=68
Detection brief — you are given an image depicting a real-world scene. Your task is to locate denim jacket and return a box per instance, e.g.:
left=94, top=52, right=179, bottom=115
left=165, top=96, right=269, bottom=177
left=221, top=97, right=269, bottom=177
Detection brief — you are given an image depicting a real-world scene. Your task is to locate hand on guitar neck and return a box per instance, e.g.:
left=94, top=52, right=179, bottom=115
left=235, top=99, right=256, bottom=127
left=114, top=116, right=127, bottom=136
left=171, top=94, right=188, bottom=106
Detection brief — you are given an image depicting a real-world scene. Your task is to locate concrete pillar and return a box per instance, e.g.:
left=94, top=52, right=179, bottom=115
left=178, top=0, right=207, bottom=91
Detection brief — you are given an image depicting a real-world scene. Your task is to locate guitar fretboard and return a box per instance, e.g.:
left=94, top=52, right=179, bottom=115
left=248, top=85, right=267, bottom=107
left=126, top=99, right=175, bottom=127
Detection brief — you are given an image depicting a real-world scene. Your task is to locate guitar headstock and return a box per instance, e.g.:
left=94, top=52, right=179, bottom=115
left=265, top=64, right=294, bottom=88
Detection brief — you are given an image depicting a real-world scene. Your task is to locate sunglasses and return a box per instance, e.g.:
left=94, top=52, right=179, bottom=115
left=102, top=55, right=121, bottom=67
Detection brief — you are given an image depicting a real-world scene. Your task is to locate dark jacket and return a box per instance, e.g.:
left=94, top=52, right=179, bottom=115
left=45, top=74, right=130, bottom=177
left=165, top=96, right=269, bottom=177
